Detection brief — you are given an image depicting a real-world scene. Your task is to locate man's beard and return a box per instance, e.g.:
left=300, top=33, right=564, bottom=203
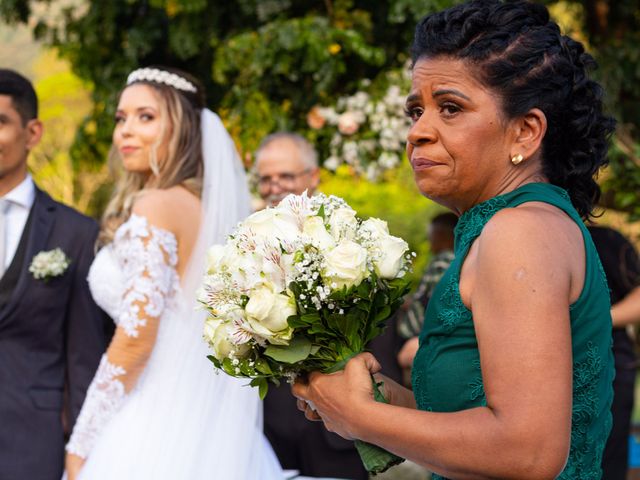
left=265, top=192, right=289, bottom=207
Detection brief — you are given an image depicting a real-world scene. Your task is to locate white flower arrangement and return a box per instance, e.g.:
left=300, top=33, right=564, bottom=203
left=310, top=67, right=412, bottom=180
left=29, top=248, right=71, bottom=281
left=198, top=192, right=413, bottom=474
left=198, top=192, right=413, bottom=389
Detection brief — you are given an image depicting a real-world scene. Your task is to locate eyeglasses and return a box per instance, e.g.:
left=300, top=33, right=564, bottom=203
left=257, top=169, right=311, bottom=190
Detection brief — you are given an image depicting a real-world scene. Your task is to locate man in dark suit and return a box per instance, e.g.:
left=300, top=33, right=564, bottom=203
left=0, top=69, right=106, bottom=480
left=255, top=133, right=403, bottom=479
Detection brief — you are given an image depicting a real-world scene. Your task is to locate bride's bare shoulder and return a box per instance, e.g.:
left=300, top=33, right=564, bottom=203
left=132, top=186, right=200, bottom=234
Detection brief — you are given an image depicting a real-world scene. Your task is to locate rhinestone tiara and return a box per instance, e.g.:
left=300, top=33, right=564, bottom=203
left=126, top=68, right=198, bottom=93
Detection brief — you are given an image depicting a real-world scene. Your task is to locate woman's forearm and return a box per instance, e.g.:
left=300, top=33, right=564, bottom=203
left=612, top=286, right=640, bottom=327
left=351, top=401, right=568, bottom=480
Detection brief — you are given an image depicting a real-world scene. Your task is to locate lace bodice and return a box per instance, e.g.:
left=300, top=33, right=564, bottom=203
left=67, top=214, right=180, bottom=459
left=88, top=214, right=180, bottom=333
left=88, top=247, right=123, bottom=321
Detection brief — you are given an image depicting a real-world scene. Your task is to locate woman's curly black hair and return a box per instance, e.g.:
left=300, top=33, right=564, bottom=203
left=411, top=0, right=616, bottom=219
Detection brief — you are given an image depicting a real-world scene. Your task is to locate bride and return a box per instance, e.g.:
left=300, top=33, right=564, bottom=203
left=64, top=67, right=284, bottom=480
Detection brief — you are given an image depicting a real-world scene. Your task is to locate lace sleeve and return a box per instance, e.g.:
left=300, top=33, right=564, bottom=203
left=66, top=214, right=179, bottom=459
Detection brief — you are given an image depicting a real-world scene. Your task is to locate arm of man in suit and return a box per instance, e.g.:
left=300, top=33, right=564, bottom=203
left=65, top=221, right=107, bottom=428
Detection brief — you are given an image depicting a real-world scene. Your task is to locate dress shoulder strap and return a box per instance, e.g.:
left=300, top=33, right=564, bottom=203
left=454, top=183, right=578, bottom=256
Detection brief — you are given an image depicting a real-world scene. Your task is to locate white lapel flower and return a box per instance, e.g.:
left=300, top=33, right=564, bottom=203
left=29, top=248, right=71, bottom=281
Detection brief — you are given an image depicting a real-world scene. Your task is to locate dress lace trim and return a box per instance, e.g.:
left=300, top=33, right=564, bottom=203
left=66, top=355, right=127, bottom=458
left=114, top=214, right=179, bottom=337
left=66, top=214, right=180, bottom=460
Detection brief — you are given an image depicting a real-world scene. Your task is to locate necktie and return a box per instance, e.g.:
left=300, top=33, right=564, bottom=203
left=0, top=198, right=10, bottom=278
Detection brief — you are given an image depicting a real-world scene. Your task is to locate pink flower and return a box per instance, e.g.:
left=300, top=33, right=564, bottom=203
left=307, top=106, right=326, bottom=130
left=337, top=111, right=360, bottom=135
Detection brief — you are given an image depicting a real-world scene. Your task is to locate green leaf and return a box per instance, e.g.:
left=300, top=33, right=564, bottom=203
left=288, top=316, right=310, bottom=329
left=324, top=350, right=359, bottom=373
left=301, top=313, right=322, bottom=324
left=207, top=354, right=221, bottom=369
left=250, top=377, right=269, bottom=400
left=254, top=357, right=273, bottom=375
left=374, top=305, right=391, bottom=323
left=264, top=336, right=314, bottom=364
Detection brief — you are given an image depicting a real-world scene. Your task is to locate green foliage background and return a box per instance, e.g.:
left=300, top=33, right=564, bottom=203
left=1, top=0, right=638, bottom=255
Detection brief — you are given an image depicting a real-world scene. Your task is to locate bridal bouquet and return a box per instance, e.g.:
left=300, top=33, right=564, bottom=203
left=198, top=193, right=412, bottom=473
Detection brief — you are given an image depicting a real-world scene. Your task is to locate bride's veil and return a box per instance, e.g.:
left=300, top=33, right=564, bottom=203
left=182, top=109, right=251, bottom=295
left=173, top=109, right=281, bottom=478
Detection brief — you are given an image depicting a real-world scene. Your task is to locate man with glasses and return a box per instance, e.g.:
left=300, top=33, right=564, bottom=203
left=256, top=132, right=402, bottom=479
left=257, top=132, right=366, bottom=479
left=255, top=132, right=320, bottom=207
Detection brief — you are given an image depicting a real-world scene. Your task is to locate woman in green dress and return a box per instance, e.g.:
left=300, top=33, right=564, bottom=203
left=293, top=1, right=615, bottom=478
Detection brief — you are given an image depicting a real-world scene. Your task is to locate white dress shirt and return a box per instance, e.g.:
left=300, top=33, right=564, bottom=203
left=1, top=175, right=36, bottom=271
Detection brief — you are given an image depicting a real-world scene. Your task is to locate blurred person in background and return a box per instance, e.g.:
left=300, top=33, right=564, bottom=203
left=396, top=212, right=457, bottom=383
left=588, top=224, right=640, bottom=480
left=255, top=132, right=320, bottom=207
left=256, top=131, right=403, bottom=479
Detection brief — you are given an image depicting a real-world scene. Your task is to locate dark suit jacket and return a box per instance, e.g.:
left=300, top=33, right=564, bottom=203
left=0, top=188, right=106, bottom=480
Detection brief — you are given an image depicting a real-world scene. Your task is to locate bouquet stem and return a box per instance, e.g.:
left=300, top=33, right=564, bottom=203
left=354, top=376, right=405, bottom=475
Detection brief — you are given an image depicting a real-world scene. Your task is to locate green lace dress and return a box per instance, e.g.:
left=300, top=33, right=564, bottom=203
left=411, top=183, right=614, bottom=479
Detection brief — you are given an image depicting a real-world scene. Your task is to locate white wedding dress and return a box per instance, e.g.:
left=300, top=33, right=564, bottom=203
left=68, top=214, right=284, bottom=479
left=65, top=110, right=284, bottom=480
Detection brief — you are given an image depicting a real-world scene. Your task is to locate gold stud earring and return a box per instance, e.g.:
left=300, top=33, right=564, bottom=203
left=511, top=153, right=524, bottom=165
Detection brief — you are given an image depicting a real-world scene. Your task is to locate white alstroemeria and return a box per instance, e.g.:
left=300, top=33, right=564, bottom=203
left=302, top=216, right=335, bottom=250
left=373, top=235, right=409, bottom=279
left=223, top=247, right=261, bottom=291
left=198, top=273, right=242, bottom=315
left=323, top=240, right=368, bottom=290
left=256, top=239, right=298, bottom=292
left=328, top=207, right=358, bottom=241
left=277, top=193, right=314, bottom=228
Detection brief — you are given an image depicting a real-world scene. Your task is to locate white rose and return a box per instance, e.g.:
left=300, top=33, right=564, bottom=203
left=373, top=235, right=409, bottom=279
left=245, top=286, right=297, bottom=334
left=204, top=317, right=249, bottom=360
left=359, top=218, right=389, bottom=239
left=323, top=240, right=369, bottom=290
left=240, top=208, right=300, bottom=244
left=245, top=287, right=274, bottom=324
left=328, top=207, right=358, bottom=241
left=246, top=318, right=293, bottom=346
left=206, top=244, right=226, bottom=274
left=302, top=216, right=335, bottom=250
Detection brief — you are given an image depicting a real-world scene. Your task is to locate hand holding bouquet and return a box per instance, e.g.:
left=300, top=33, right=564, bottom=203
left=198, top=193, right=412, bottom=473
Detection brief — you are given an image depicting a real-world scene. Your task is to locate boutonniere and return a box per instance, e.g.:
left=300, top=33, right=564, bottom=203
left=29, top=248, right=71, bottom=281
